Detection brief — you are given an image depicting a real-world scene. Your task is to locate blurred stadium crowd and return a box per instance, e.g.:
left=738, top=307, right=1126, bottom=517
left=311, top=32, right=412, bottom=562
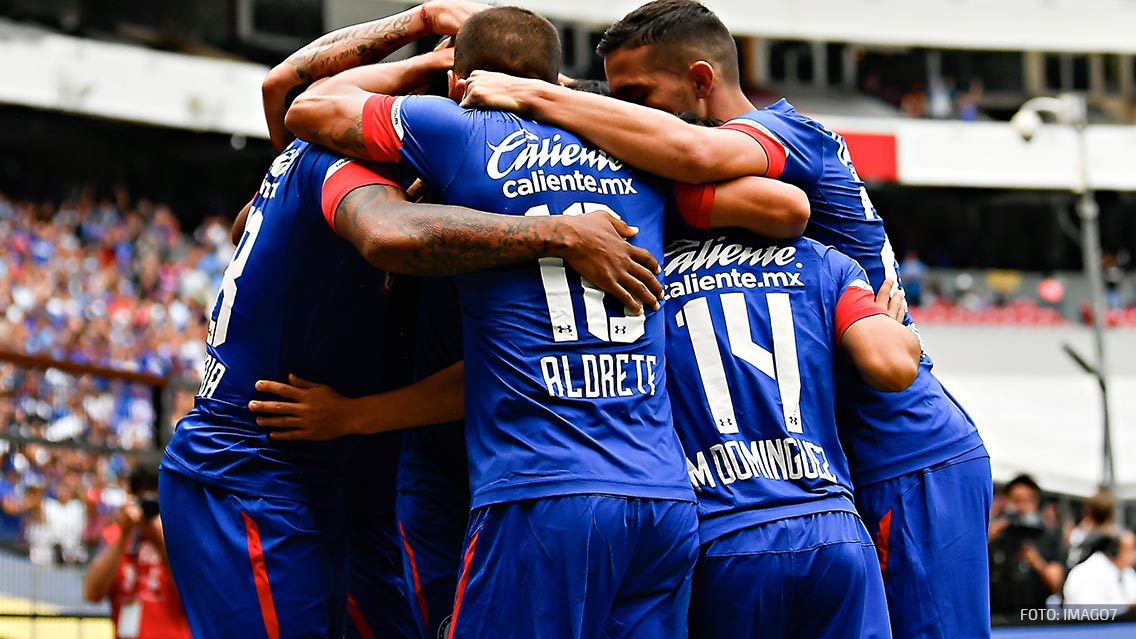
left=0, top=187, right=230, bottom=564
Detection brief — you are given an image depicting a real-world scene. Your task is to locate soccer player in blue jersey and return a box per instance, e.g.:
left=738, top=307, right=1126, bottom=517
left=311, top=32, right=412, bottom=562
left=280, top=7, right=809, bottom=638
left=461, top=2, right=994, bottom=637
left=259, top=8, right=482, bottom=635
left=159, top=135, right=671, bottom=639
left=664, top=226, right=917, bottom=638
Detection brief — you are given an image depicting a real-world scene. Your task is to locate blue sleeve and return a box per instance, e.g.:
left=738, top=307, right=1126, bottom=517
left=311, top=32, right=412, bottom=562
left=362, top=94, right=478, bottom=192
left=824, top=246, right=874, bottom=295
left=723, top=111, right=823, bottom=186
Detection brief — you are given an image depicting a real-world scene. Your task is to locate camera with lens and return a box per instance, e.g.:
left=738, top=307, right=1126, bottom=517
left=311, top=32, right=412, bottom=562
left=1001, top=506, right=1045, bottom=546
left=139, top=495, right=160, bottom=520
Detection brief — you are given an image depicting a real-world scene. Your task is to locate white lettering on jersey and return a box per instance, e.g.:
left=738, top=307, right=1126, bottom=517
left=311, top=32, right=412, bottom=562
left=539, top=352, right=658, bottom=399
left=500, top=170, right=637, bottom=200
left=487, top=130, right=623, bottom=179
left=687, top=437, right=837, bottom=492
left=663, top=238, right=806, bottom=301
left=197, top=352, right=227, bottom=399
left=665, top=237, right=797, bottom=277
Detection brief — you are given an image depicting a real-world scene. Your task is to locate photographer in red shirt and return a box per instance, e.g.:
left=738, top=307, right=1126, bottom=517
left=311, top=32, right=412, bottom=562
left=84, top=464, right=191, bottom=639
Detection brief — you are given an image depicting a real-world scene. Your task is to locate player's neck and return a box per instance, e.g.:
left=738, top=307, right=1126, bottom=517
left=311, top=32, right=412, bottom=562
left=706, top=87, right=757, bottom=123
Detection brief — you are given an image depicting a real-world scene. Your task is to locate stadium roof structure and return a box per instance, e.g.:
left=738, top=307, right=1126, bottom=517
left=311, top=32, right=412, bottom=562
left=5, top=14, right=1136, bottom=190
left=504, top=0, right=1136, bottom=54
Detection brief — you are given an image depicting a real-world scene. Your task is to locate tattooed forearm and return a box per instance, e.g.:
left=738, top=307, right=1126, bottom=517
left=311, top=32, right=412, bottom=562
left=336, top=186, right=569, bottom=276
left=285, top=11, right=420, bottom=84
left=311, top=114, right=368, bottom=157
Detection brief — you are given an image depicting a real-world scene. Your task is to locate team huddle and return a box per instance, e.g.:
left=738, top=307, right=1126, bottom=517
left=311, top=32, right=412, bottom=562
left=156, top=1, right=993, bottom=638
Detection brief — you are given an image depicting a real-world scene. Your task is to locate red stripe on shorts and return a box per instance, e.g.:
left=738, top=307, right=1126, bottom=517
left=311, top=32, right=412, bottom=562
left=242, top=512, right=280, bottom=639
left=447, top=530, right=481, bottom=639
left=399, top=521, right=431, bottom=632
left=876, top=509, right=894, bottom=585
left=347, top=593, right=377, bottom=639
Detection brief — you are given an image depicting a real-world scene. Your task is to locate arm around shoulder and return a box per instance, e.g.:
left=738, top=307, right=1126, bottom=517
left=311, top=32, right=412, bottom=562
left=841, top=316, right=921, bottom=392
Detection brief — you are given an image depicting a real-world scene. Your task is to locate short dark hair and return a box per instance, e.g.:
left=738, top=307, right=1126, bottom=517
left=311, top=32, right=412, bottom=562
left=597, top=0, right=738, bottom=83
left=453, top=7, right=561, bottom=83
left=1006, top=474, right=1041, bottom=496
left=566, top=79, right=611, bottom=96
left=129, top=462, right=160, bottom=495
left=1084, top=489, right=1116, bottom=525
left=678, top=112, right=723, bottom=127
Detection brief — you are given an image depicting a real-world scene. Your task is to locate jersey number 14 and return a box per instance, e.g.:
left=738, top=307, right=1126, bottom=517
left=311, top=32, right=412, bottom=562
left=674, top=292, right=803, bottom=435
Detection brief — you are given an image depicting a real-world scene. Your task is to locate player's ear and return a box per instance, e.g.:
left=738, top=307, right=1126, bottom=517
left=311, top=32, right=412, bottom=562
left=688, top=61, right=716, bottom=99
left=447, top=70, right=463, bottom=101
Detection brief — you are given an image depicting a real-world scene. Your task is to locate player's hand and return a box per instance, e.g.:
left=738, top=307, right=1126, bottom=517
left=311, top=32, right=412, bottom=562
left=250, top=375, right=360, bottom=441
left=136, top=515, right=164, bottom=546
left=875, top=279, right=908, bottom=323
left=459, top=70, right=539, bottom=114
left=556, top=211, right=663, bottom=315
left=988, top=517, right=1009, bottom=541
left=424, top=0, right=490, bottom=36
left=1019, top=541, right=1048, bottom=571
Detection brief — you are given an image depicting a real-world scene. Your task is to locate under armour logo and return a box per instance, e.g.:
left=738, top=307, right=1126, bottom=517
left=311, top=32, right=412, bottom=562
left=614, top=326, right=628, bottom=335
left=556, top=325, right=573, bottom=334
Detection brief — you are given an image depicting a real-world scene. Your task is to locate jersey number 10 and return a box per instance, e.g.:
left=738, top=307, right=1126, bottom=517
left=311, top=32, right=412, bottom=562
left=674, top=292, right=803, bottom=435
left=525, top=202, right=646, bottom=344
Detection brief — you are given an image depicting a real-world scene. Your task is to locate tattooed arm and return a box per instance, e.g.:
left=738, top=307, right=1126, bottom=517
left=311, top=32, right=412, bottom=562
left=283, top=50, right=453, bottom=158
left=334, top=184, right=664, bottom=313
left=262, top=0, right=487, bottom=150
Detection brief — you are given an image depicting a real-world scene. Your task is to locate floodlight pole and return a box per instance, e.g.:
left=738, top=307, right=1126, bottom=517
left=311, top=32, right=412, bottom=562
left=1018, top=94, right=1117, bottom=521
left=1071, top=107, right=1117, bottom=521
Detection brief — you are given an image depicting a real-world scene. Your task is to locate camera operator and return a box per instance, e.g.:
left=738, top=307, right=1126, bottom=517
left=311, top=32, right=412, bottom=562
left=989, top=474, right=1066, bottom=615
left=84, top=464, right=190, bottom=639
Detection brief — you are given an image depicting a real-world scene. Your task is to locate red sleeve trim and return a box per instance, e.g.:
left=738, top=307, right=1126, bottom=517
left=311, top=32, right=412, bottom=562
left=321, top=160, right=399, bottom=232
left=835, top=283, right=887, bottom=345
left=362, top=94, right=405, bottom=163
left=720, top=119, right=787, bottom=179
left=674, top=182, right=717, bottom=230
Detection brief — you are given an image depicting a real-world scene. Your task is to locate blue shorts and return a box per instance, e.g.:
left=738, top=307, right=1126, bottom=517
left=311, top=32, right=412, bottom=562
left=447, top=495, right=698, bottom=639
left=345, top=435, right=418, bottom=639
left=346, top=501, right=418, bottom=639
left=690, top=510, right=891, bottom=639
left=158, top=467, right=348, bottom=639
left=856, top=445, right=993, bottom=639
left=397, top=488, right=469, bottom=639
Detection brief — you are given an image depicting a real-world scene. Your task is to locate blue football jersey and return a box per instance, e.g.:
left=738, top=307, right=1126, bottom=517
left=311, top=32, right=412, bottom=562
left=162, top=140, right=399, bottom=502
left=725, top=100, right=984, bottom=485
left=664, top=231, right=875, bottom=543
left=362, top=94, right=693, bottom=509
left=396, top=276, right=468, bottom=497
